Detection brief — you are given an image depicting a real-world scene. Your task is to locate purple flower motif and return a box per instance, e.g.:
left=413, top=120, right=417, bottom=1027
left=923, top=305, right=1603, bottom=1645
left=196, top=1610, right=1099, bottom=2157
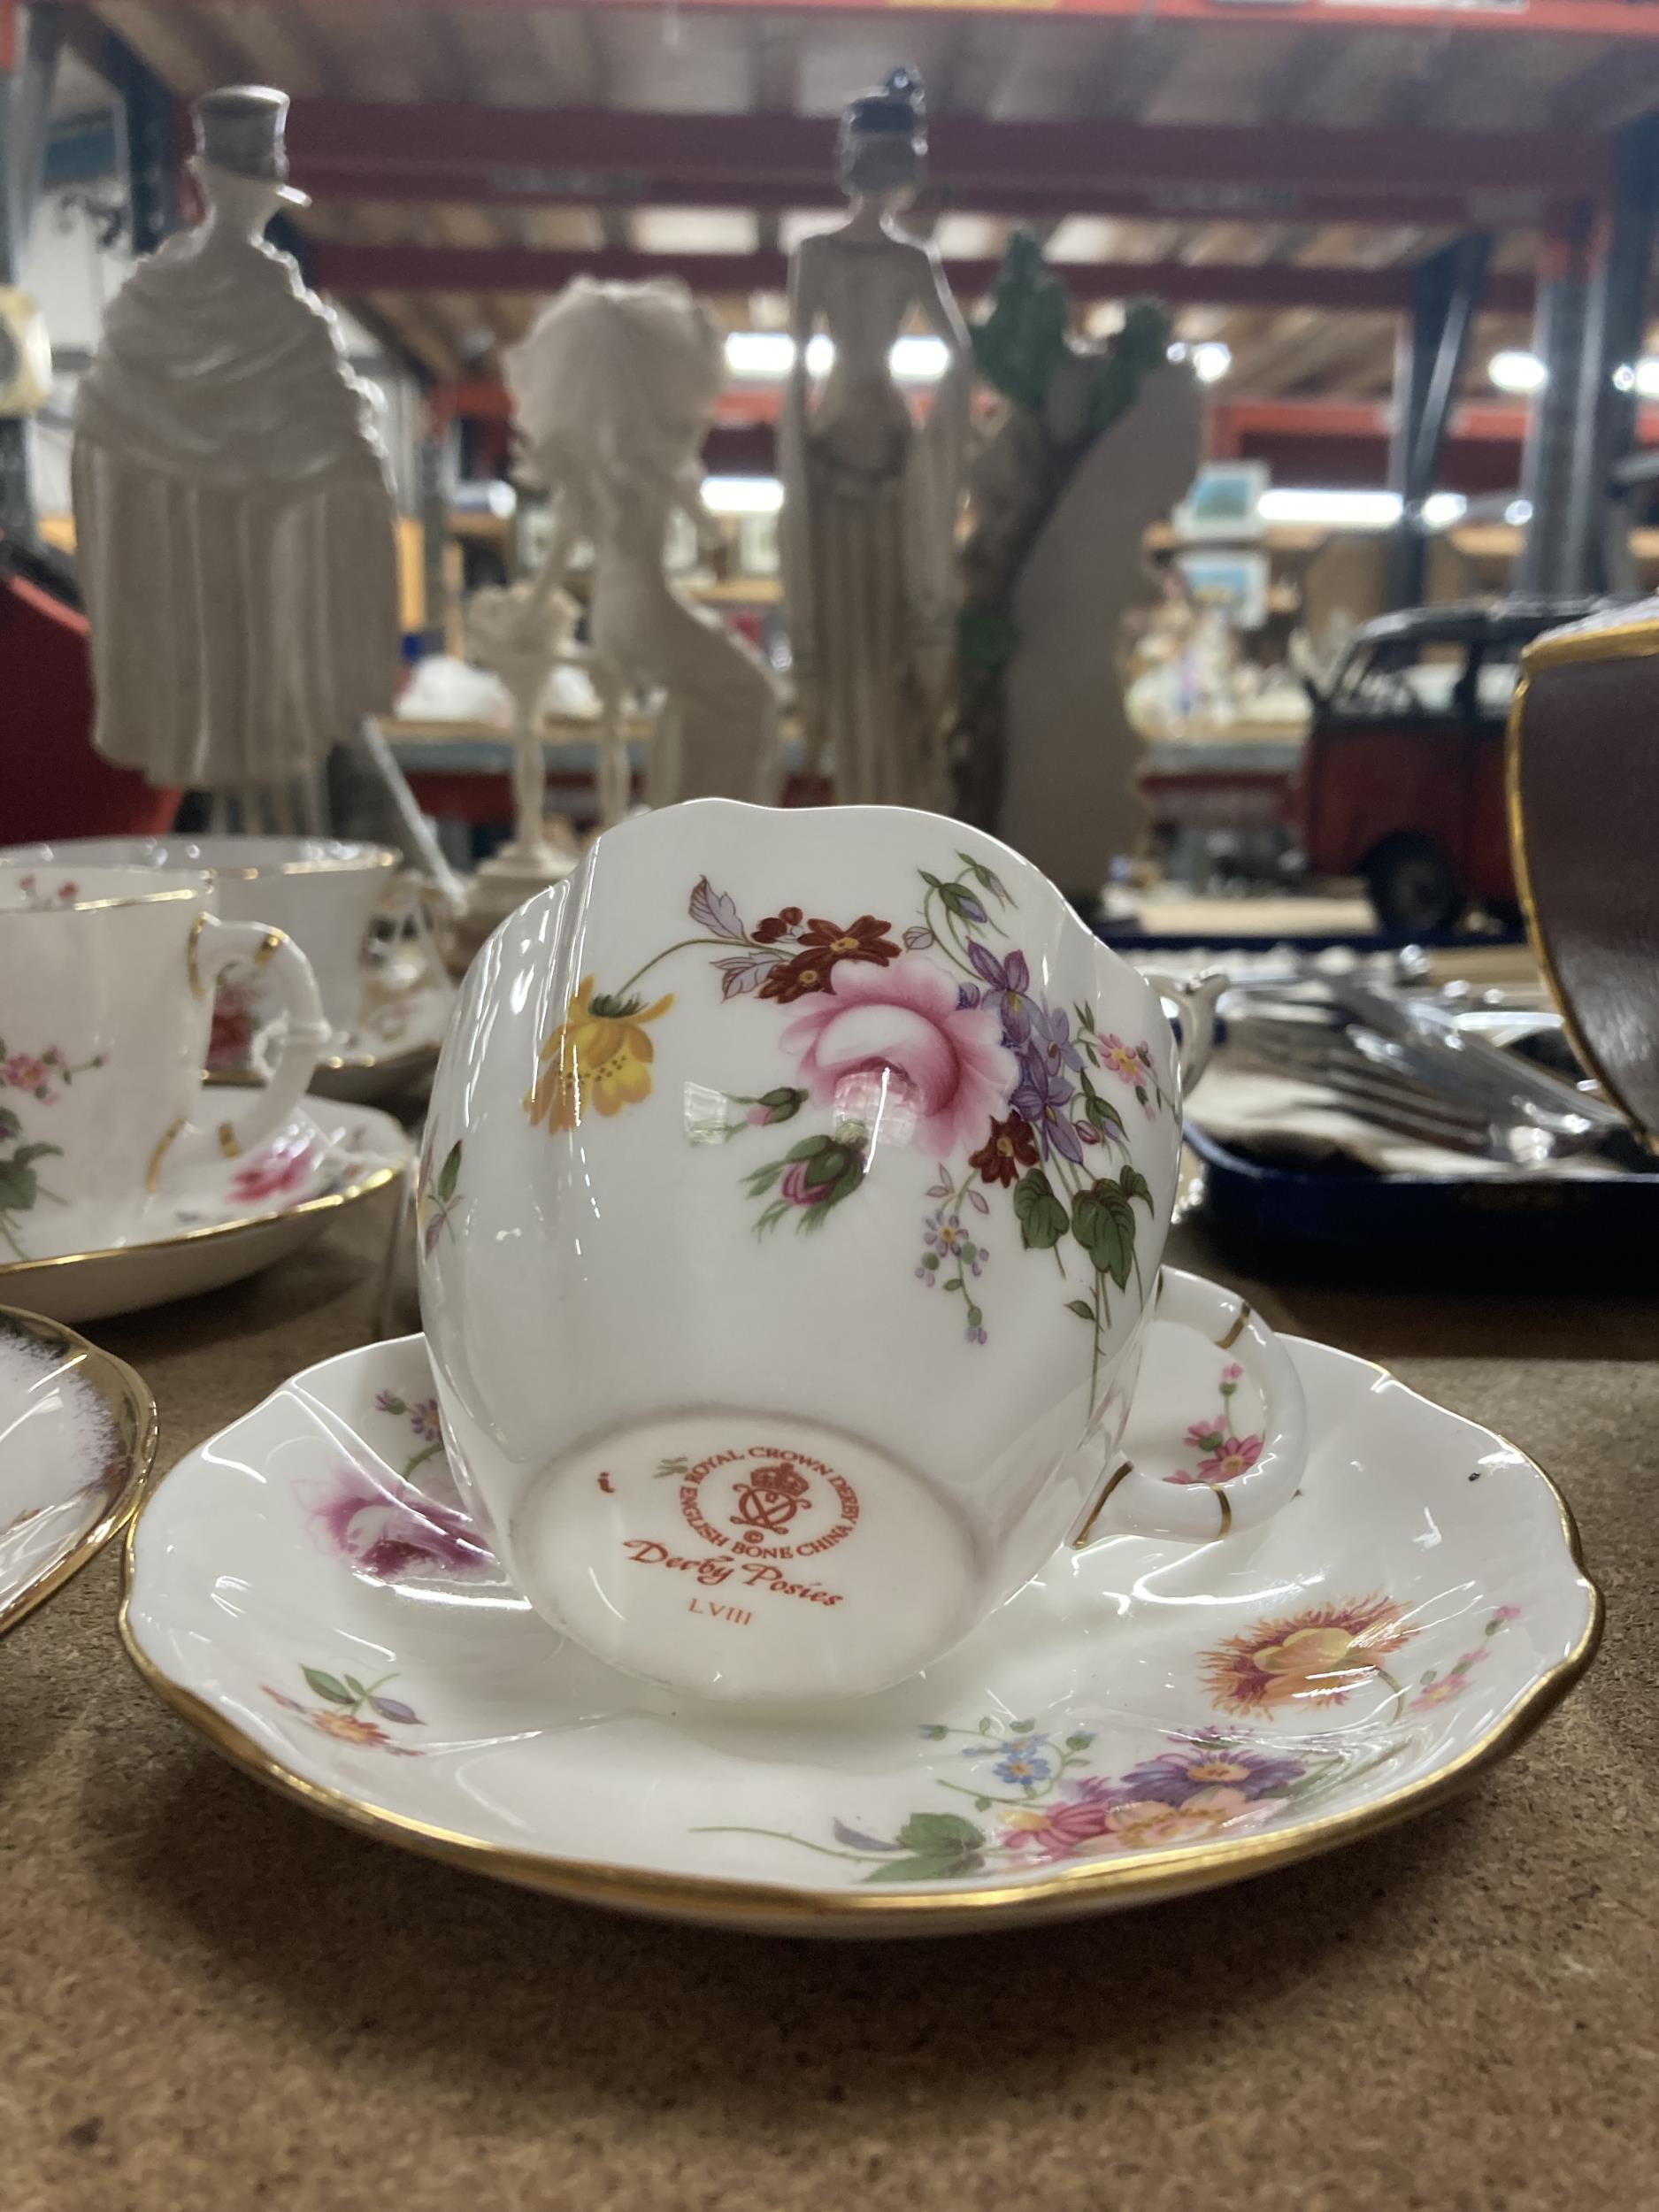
left=1028, top=1002, right=1082, bottom=1079
left=956, top=983, right=982, bottom=1010
left=302, top=1465, right=494, bottom=1581
left=374, top=1388, right=400, bottom=1416
left=409, top=1397, right=442, bottom=1444
left=967, top=942, right=1033, bottom=1046
left=957, top=891, right=987, bottom=926
left=1118, top=1732, right=1304, bottom=1806
left=1011, top=1046, right=1084, bottom=1165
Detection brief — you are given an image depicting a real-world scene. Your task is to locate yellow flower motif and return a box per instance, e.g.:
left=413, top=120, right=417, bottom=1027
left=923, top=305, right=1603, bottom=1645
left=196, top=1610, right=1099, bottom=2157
left=525, top=973, right=674, bottom=1133
left=309, top=1710, right=388, bottom=1747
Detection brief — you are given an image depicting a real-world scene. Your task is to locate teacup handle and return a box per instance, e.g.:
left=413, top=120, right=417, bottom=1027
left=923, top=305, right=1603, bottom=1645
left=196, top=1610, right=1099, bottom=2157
left=1147, top=970, right=1226, bottom=1094
left=163, top=917, right=330, bottom=1182
left=1071, top=1269, right=1310, bottom=1547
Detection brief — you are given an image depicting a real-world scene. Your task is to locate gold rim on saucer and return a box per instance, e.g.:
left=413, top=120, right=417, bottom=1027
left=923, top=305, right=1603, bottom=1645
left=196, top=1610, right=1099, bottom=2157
left=0, top=1156, right=405, bottom=1282
left=118, top=1359, right=1601, bottom=1932
left=2, top=1305, right=158, bottom=1636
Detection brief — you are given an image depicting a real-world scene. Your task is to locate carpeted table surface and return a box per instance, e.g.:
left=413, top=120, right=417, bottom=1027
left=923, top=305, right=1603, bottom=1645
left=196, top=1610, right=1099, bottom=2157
left=3, top=1187, right=1655, bottom=2212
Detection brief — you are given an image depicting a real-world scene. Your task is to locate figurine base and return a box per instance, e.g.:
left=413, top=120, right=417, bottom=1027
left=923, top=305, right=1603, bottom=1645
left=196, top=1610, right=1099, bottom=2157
left=449, top=845, right=580, bottom=975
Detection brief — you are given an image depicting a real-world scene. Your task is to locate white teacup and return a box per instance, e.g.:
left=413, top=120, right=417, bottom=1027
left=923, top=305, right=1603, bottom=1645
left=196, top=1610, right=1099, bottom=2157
left=3, top=837, right=405, bottom=1046
left=0, top=864, right=327, bottom=1259
left=419, top=802, right=1309, bottom=1703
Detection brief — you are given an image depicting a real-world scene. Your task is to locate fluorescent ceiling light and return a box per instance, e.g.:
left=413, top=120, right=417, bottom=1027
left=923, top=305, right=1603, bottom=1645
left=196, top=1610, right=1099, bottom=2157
left=1190, top=341, right=1232, bottom=385
left=702, top=475, right=784, bottom=516
left=722, top=332, right=943, bottom=383
left=1257, top=488, right=1403, bottom=529
left=1421, top=492, right=1468, bottom=531
left=723, top=331, right=795, bottom=379
left=1489, top=349, right=1547, bottom=394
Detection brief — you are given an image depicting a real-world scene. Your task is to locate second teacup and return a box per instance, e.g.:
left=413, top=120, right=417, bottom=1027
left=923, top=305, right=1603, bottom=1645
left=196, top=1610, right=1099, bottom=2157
left=419, top=802, right=1310, bottom=1705
left=3, top=836, right=405, bottom=1046
left=0, top=864, right=327, bottom=1259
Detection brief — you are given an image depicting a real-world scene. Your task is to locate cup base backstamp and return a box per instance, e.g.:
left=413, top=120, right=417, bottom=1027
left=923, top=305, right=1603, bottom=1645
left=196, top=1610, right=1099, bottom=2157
left=511, top=1409, right=979, bottom=1701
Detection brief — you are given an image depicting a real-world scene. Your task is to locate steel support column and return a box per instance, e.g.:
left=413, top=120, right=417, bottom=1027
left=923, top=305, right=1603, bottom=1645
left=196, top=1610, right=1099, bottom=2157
left=0, top=2, right=65, bottom=541
left=1385, top=234, right=1493, bottom=611
left=1515, top=214, right=1593, bottom=595
left=103, top=32, right=181, bottom=257
left=1563, top=115, right=1659, bottom=599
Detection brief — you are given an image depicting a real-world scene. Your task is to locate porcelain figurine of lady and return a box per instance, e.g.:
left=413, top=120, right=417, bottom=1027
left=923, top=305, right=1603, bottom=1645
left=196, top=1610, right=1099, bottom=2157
left=73, top=86, right=398, bottom=822
left=780, top=67, right=972, bottom=811
left=504, top=277, right=781, bottom=813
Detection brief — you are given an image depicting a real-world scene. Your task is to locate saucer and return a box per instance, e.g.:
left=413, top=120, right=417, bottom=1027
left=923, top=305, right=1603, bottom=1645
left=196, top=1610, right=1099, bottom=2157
left=0, top=1099, right=411, bottom=1325
left=120, top=1324, right=1600, bottom=1934
left=310, top=973, right=454, bottom=1106
left=1, top=1305, right=157, bottom=1634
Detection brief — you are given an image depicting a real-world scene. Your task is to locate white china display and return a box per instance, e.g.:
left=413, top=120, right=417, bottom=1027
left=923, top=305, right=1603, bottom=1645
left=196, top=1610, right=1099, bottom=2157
left=0, top=1098, right=411, bottom=1325
left=72, top=86, right=398, bottom=826
left=120, top=1325, right=1600, bottom=1935
left=4, top=836, right=412, bottom=1048
left=504, top=276, right=782, bottom=818
left=0, top=863, right=326, bottom=1263
left=414, top=800, right=1304, bottom=1705
left=780, top=68, right=971, bottom=810
left=0, top=1305, right=157, bottom=1635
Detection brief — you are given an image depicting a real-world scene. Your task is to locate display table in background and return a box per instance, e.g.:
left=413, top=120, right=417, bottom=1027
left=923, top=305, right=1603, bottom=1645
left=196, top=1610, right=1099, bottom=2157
left=2, top=1182, right=1653, bottom=2212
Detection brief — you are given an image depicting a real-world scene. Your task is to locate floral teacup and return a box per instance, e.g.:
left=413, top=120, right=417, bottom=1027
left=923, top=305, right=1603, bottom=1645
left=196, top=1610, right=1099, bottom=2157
left=419, top=802, right=1310, bottom=1702
left=3, top=837, right=414, bottom=1052
left=0, top=865, right=326, bottom=1260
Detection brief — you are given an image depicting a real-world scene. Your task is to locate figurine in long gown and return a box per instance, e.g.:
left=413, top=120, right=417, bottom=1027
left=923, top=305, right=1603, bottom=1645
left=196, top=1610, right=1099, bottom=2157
left=72, top=87, right=398, bottom=824
left=504, top=278, right=781, bottom=810
left=780, top=68, right=971, bottom=811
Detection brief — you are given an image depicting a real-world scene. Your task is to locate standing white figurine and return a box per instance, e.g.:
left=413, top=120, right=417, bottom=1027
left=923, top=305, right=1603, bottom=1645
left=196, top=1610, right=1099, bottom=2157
left=504, top=278, right=781, bottom=813
left=779, top=67, right=971, bottom=811
left=465, top=576, right=576, bottom=879
left=72, top=86, right=399, bottom=828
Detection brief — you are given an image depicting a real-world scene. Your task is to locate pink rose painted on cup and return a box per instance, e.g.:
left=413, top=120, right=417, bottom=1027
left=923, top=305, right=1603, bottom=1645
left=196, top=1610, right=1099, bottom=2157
left=782, top=958, right=1015, bottom=1157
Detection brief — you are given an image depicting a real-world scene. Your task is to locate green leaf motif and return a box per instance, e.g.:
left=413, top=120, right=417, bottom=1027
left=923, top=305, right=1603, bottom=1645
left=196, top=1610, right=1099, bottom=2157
left=436, top=1141, right=462, bottom=1202
left=12, top=1142, right=61, bottom=1168
left=0, top=1157, right=46, bottom=1211
left=863, top=1852, right=987, bottom=1884
left=0, top=1108, right=19, bottom=1141
left=1065, top=1298, right=1095, bottom=1321
left=1013, top=1167, right=1067, bottom=1250
left=860, top=1809, right=988, bottom=1882
left=897, top=1812, right=985, bottom=1855
left=1118, top=1163, right=1154, bottom=1208
left=917, top=1723, right=949, bottom=1740
left=302, top=1668, right=355, bottom=1707
left=1078, top=1066, right=1126, bottom=1140
left=1071, top=1180, right=1137, bottom=1289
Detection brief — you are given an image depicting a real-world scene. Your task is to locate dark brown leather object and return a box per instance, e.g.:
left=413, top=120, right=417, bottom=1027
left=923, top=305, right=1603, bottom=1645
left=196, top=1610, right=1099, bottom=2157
left=1510, top=605, right=1659, bottom=1146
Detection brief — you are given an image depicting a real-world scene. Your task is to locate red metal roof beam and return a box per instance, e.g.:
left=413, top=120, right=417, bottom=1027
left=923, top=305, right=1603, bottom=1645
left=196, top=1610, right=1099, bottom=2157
left=313, top=241, right=1538, bottom=316
left=287, top=104, right=1605, bottom=230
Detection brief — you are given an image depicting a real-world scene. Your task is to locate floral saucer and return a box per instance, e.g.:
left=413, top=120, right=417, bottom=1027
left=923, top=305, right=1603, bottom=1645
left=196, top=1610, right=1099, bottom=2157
left=0, top=1098, right=411, bottom=1325
left=120, top=1323, right=1600, bottom=1935
left=1, top=1305, right=157, bottom=1634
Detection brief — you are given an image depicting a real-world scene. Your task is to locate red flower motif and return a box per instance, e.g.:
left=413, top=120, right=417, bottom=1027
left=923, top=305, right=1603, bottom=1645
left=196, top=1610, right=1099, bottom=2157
left=752, top=905, right=804, bottom=945
left=757, top=915, right=901, bottom=1002
left=968, top=1113, right=1039, bottom=1187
